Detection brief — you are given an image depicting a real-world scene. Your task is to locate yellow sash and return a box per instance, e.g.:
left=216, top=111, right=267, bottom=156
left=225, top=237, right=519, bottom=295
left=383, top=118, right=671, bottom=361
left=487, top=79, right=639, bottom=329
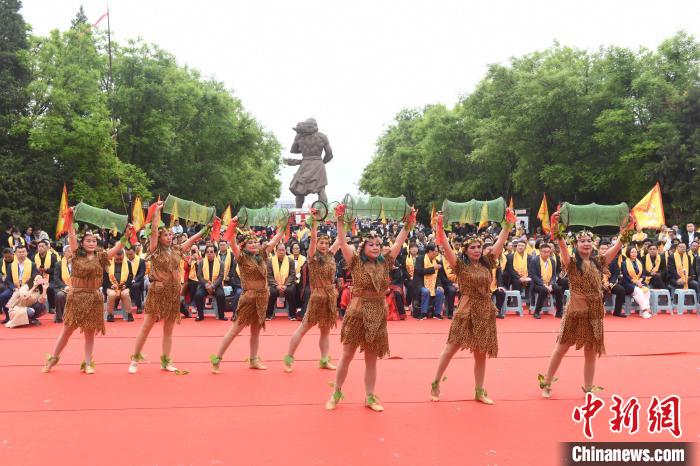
left=296, top=228, right=309, bottom=242
left=272, top=256, right=290, bottom=286
left=406, top=255, right=415, bottom=279
left=490, top=266, right=497, bottom=292
left=500, top=252, right=507, bottom=271
left=61, top=257, right=72, bottom=286
left=34, top=253, right=52, bottom=272
left=625, top=258, right=646, bottom=289
left=109, top=260, right=129, bottom=286
left=220, top=249, right=232, bottom=278
left=130, top=256, right=142, bottom=278
left=540, top=258, right=552, bottom=284
left=202, top=258, right=221, bottom=282
left=439, top=254, right=456, bottom=282
left=644, top=254, right=660, bottom=284
left=673, top=252, right=690, bottom=289
left=423, top=254, right=438, bottom=296
left=8, top=236, right=25, bottom=249
left=188, top=257, right=198, bottom=281
left=513, top=252, right=528, bottom=278
left=525, top=244, right=535, bottom=256
left=11, top=258, right=32, bottom=287
left=290, top=254, right=306, bottom=276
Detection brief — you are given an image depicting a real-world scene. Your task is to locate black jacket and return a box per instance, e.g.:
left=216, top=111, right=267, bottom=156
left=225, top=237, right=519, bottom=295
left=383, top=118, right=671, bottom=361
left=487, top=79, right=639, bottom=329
left=529, top=256, right=557, bottom=287
left=197, top=258, right=225, bottom=289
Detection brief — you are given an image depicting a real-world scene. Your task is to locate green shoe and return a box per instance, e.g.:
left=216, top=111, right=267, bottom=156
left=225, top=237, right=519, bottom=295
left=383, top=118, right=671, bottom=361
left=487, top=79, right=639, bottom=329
left=284, top=354, right=294, bottom=372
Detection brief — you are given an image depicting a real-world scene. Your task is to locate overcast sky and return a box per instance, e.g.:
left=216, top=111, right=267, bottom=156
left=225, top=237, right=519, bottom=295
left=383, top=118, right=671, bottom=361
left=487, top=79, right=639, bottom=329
left=20, top=0, right=700, bottom=205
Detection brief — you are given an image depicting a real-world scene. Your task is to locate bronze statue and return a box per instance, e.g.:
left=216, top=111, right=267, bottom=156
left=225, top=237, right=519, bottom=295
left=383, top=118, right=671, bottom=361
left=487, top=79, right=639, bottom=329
left=283, top=118, right=333, bottom=208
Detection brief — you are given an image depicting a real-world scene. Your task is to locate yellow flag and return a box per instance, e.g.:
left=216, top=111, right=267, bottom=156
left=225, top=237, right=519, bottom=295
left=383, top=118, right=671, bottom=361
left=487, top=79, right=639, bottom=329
left=170, top=200, right=179, bottom=228
left=632, top=182, right=665, bottom=229
left=380, top=205, right=387, bottom=224
left=55, top=183, right=69, bottom=239
left=537, top=193, right=550, bottom=234
left=508, top=196, right=514, bottom=211
left=478, top=202, right=489, bottom=230
left=221, top=204, right=232, bottom=226
left=430, top=205, right=437, bottom=229
left=132, top=196, right=145, bottom=231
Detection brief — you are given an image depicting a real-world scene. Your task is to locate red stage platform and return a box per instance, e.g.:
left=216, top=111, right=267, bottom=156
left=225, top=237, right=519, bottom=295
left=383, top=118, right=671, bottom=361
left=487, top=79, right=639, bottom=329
left=0, top=312, right=698, bottom=465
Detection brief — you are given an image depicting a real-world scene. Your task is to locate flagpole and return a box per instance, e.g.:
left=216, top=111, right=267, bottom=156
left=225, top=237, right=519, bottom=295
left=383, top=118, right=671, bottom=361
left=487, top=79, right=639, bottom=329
left=106, top=0, right=113, bottom=94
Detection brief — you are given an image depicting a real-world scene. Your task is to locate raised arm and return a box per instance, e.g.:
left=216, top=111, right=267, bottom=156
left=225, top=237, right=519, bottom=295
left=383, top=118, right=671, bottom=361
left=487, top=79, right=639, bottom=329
left=491, top=218, right=513, bottom=258
left=264, top=228, right=285, bottom=256
left=435, top=214, right=457, bottom=270
left=335, top=218, right=355, bottom=265
left=389, top=208, right=416, bottom=260
left=67, top=209, right=78, bottom=253
left=106, top=228, right=128, bottom=259
left=308, top=220, right=319, bottom=258
left=551, top=212, right=571, bottom=268
left=181, top=223, right=208, bottom=252
left=149, top=200, right=164, bottom=253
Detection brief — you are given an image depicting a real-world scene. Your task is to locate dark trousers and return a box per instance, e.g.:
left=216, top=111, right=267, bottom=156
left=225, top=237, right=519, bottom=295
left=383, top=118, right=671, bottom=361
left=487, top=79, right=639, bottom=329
left=298, top=285, right=311, bottom=318
left=390, top=289, right=406, bottom=316
left=46, top=285, right=55, bottom=311
left=511, top=278, right=531, bottom=299
left=195, top=286, right=225, bottom=319
left=533, top=283, right=564, bottom=315
left=0, top=288, right=13, bottom=321
left=54, top=290, right=67, bottom=322
left=130, top=282, right=144, bottom=309
left=647, top=275, right=667, bottom=290
left=267, top=284, right=297, bottom=318
left=187, top=280, right=199, bottom=305
left=608, top=283, right=626, bottom=313
left=28, top=302, right=47, bottom=322
left=558, top=277, right=569, bottom=291
left=494, top=289, right=506, bottom=316
left=444, top=284, right=458, bottom=317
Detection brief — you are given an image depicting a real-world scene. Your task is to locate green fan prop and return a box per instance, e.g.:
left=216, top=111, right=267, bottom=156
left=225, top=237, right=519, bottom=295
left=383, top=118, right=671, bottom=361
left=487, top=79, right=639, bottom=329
left=237, top=207, right=290, bottom=228
left=441, top=198, right=506, bottom=224
left=310, top=201, right=328, bottom=221
left=559, top=202, right=630, bottom=228
left=163, top=195, right=216, bottom=225
left=341, top=195, right=410, bottom=221
left=73, top=202, right=128, bottom=233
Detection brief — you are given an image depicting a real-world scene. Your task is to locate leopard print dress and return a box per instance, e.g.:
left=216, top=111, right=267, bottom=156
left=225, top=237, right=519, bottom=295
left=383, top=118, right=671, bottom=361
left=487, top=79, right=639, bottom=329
left=64, top=250, right=110, bottom=335
left=233, top=251, right=269, bottom=329
left=302, top=252, right=338, bottom=331
left=340, top=254, right=394, bottom=358
left=557, top=256, right=607, bottom=356
left=144, top=245, right=183, bottom=323
left=447, top=252, right=499, bottom=357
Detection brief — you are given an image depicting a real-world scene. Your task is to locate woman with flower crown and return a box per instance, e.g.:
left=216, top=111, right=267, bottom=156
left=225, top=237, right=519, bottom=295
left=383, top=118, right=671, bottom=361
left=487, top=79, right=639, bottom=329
left=538, top=212, right=632, bottom=398
left=283, top=208, right=340, bottom=373
left=42, top=210, right=133, bottom=374
left=325, top=204, right=415, bottom=412
left=430, top=210, right=514, bottom=405
left=209, top=220, right=285, bottom=373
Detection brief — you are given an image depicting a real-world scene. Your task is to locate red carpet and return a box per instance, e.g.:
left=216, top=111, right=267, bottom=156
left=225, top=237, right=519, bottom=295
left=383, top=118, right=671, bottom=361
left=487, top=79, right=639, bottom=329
left=1, top=312, right=698, bottom=465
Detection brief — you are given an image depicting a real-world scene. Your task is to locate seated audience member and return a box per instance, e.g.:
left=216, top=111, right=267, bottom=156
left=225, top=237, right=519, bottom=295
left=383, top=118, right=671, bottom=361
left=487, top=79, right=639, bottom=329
left=529, top=242, right=564, bottom=319
left=600, top=241, right=627, bottom=318
left=5, top=275, right=48, bottom=328
left=103, top=249, right=134, bottom=322
left=1, top=244, right=37, bottom=323
left=53, top=245, right=73, bottom=323
left=195, top=245, right=226, bottom=321
left=620, top=245, right=652, bottom=319
left=266, top=243, right=297, bottom=321
left=438, top=244, right=459, bottom=319
left=668, top=242, right=700, bottom=297
left=414, top=244, right=445, bottom=320
left=33, top=239, right=57, bottom=312
left=126, top=248, right=146, bottom=313
left=642, top=242, right=668, bottom=290
left=506, top=241, right=531, bottom=294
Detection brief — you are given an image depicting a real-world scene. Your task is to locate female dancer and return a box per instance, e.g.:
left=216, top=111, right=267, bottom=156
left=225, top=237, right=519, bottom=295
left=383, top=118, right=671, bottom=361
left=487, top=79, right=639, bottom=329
left=325, top=206, right=414, bottom=412
left=210, top=222, right=285, bottom=373
left=128, top=201, right=207, bottom=374
left=538, top=213, right=630, bottom=397
left=283, top=217, right=340, bottom=372
left=430, top=212, right=512, bottom=404
left=42, top=216, right=131, bottom=374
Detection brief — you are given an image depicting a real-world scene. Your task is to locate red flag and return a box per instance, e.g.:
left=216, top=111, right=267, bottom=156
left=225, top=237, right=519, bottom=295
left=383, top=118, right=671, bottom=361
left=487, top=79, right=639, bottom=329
left=211, top=217, right=222, bottom=242
left=92, top=11, right=109, bottom=28
left=145, top=196, right=161, bottom=226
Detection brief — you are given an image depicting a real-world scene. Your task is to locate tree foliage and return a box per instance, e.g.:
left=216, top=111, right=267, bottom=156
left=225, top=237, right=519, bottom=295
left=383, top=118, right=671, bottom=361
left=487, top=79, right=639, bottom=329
left=360, top=32, right=700, bottom=223
left=0, top=5, right=281, bottom=229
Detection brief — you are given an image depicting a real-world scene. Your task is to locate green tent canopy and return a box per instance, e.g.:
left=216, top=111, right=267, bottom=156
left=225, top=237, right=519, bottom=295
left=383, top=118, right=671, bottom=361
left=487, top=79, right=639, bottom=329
left=236, top=207, right=289, bottom=228
left=163, top=195, right=216, bottom=225
left=73, top=202, right=128, bottom=233
left=560, top=202, right=630, bottom=228
left=441, top=197, right=506, bottom=224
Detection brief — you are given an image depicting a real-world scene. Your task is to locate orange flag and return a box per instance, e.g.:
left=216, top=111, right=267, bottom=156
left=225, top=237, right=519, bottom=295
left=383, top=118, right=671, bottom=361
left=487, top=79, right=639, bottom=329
left=537, top=193, right=550, bottom=234
left=478, top=203, right=489, bottom=230
left=55, top=183, right=69, bottom=239
left=221, top=204, right=232, bottom=226
left=430, top=204, right=437, bottom=229
left=132, top=196, right=145, bottom=231
left=508, top=196, right=514, bottom=211
left=632, top=182, right=665, bottom=229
